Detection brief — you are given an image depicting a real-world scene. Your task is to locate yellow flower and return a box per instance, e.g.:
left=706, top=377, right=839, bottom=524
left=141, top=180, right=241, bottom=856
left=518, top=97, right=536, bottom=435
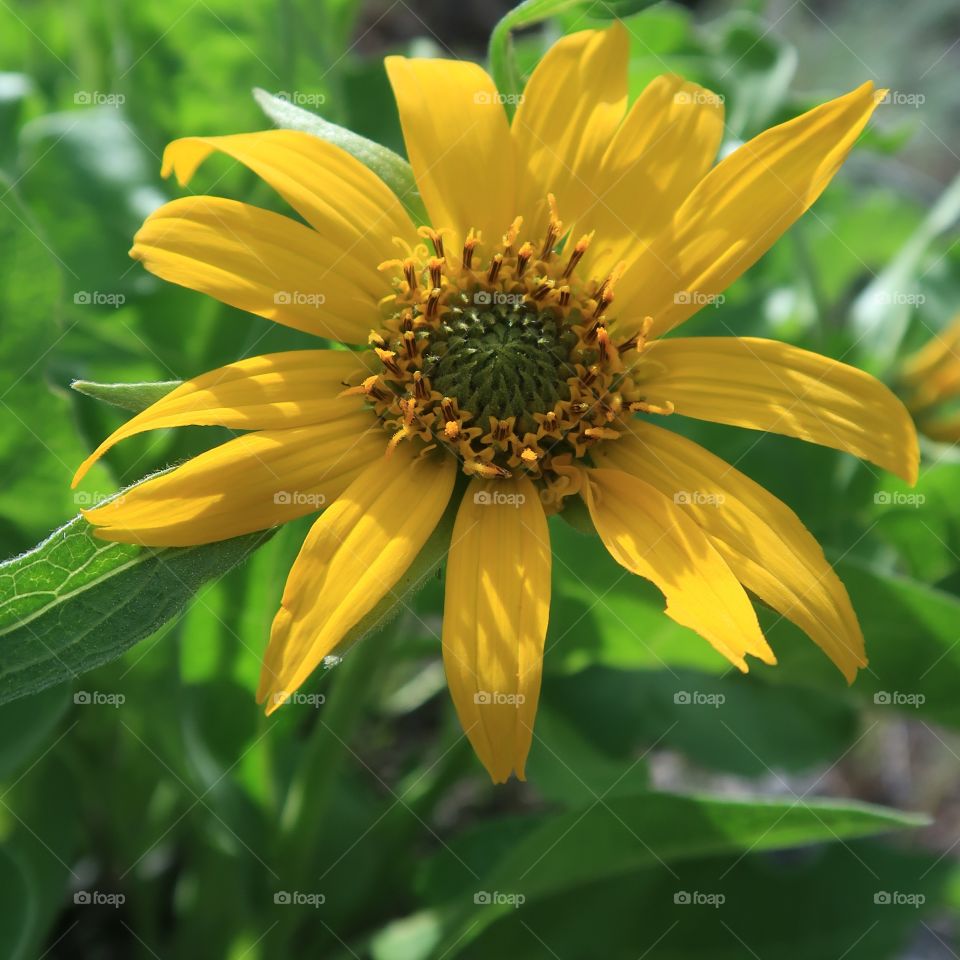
left=900, top=314, right=960, bottom=443
left=73, top=25, right=918, bottom=783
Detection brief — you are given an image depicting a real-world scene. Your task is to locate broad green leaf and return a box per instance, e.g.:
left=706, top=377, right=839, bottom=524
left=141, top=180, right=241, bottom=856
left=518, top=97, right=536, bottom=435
left=429, top=792, right=927, bottom=956
left=0, top=512, right=272, bottom=705
left=253, top=87, right=426, bottom=223
left=71, top=378, right=181, bottom=413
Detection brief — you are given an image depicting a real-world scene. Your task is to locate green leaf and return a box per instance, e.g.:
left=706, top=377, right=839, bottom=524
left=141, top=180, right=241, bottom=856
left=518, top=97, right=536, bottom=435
left=253, top=87, right=426, bottom=223
left=71, top=378, right=181, bottom=413
left=429, top=792, right=927, bottom=957
left=0, top=511, right=272, bottom=705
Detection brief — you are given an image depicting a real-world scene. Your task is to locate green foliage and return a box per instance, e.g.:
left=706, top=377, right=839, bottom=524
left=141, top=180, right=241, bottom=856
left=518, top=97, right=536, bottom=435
left=0, top=0, right=958, bottom=957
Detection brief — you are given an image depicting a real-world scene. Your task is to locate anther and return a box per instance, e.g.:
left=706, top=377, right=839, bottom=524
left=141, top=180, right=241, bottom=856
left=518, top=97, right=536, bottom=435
left=412, top=370, right=429, bottom=400
left=418, top=226, right=445, bottom=260
left=533, top=278, right=555, bottom=302
left=368, top=330, right=385, bottom=347
left=403, top=258, right=418, bottom=291
left=375, top=348, right=401, bottom=377
left=516, top=241, right=534, bottom=278
left=558, top=286, right=571, bottom=307
left=562, top=232, right=593, bottom=279
left=502, top=217, right=523, bottom=254
left=462, top=230, right=481, bottom=270
left=428, top=257, right=444, bottom=289
left=402, top=330, right=418, bottom=359
left=425, top=287, right=442, bottom=319
left=487, top=253, right=503, bottom=284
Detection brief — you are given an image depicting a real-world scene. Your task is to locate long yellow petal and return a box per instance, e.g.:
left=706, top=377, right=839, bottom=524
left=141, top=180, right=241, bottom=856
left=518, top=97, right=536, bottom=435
left=131, top=197, right=383, bottom=343
left=580, top=74, right=724, bottom=280
left=161, top=131, right=419, bottom=262
left=385, top=56, right=514, bottom=255
left=442, top=477, right=550, bottom=783
left=511, top=25, right=628, bottom=241
left=634, top=336, right=919, bottom=483
left=73, top=350, right=374, bottom=487
left=84, top=413, right=384, bottom=546
left=583, top=468, right=774, bottom=671
left=594, top=422, right=866, bottom=680
left=613, top=82, right=882, bottom=339
left=258, top=447, right=455, bottom=708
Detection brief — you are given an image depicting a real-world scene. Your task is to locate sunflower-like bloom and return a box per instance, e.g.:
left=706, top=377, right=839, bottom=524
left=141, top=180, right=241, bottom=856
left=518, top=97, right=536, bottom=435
left=900, top=314, right=960, bottom=443
left=73, top=26, right=918, bottom=782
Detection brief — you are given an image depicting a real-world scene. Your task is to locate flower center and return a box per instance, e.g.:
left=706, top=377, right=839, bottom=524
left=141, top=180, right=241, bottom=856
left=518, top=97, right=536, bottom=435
left=344, top=196, right=667, bottom=509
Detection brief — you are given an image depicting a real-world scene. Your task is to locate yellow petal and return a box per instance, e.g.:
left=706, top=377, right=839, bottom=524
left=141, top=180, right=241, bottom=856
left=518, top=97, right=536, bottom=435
left=442, top=477, right=550, bottom=783
left=84, top=413, right=384, bottom=546
left=385, top=56, right=514, bottom=254
left=635, top=336, right=919, bottom=483
left=258, top=447, right=455, bottom=707
left=131, top=197, right=383, bottom=343
left=73, top=350, right=374, bottom=487
left=594, top=422, right=865, bottom=680
left=580, top=74, right=724, bottom=280
left=901, top=314, right=960, bottom=386
left=161, top=131, right=419, bottom=262
left=583, top=467, right=774, bottom=671
left=613, top=82, right=882, bottom=339
left=511, top=25, right=628, bottom=240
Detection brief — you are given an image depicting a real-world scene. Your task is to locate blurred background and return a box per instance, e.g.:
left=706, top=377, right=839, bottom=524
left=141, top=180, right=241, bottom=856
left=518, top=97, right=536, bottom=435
left=2, top=0, right=960, bottom=956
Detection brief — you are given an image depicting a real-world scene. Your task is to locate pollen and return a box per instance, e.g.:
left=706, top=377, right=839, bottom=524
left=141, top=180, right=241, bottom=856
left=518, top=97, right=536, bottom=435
left=354, top=198, right=664, bottom=509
